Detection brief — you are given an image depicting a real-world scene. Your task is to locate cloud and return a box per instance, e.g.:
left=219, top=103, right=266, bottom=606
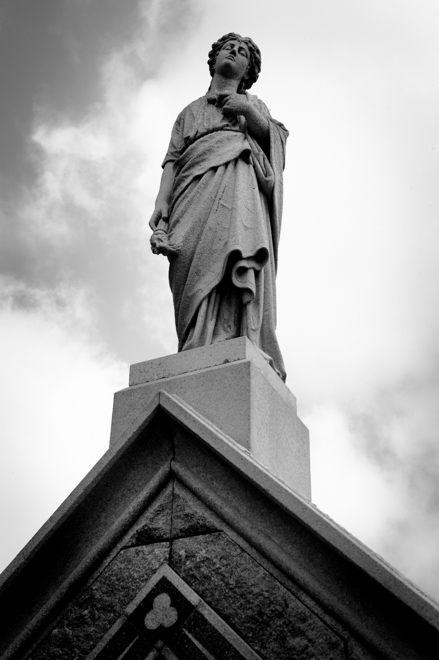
left=0, top=0, right=203, bottom=362
left=0, top=277, right=126, bottom=570
left=308, top=366, right=439, bottom=601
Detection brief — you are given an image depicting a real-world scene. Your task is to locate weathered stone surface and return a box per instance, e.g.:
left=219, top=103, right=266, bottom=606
left=149, top=34, right=288, bottom=379
left=171, top=481, right=219, bottom=539
left=129, top=337, right=280, bottom=388
left=125, top=480, right=218, bottom=546
left=85, top=565, right=262, bottom=659
left=129, top=339, right=296, bottom=410
left=348, top=639, right=382, bottom=660
left=111, top=339, right=311, bottom=498
left=181, top=607, right=252, bottom=659
left=3, top=373, right=439, bottom=660
left=170, top=532, right=346, bottom=659
left=31, top=544, right=169, bottom=660
left=126, top=482, right=173, bottom=545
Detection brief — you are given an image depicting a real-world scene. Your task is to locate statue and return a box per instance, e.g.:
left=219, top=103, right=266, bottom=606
left=149, top=33, right=288, bottom=380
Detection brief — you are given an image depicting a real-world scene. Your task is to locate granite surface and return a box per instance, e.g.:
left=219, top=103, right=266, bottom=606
left=126, top=480, right=218, bottom=547
left=5, top=374, right=439, bottom=660
left=30, top=544, right=169, bottom=660
left=171, top=532, right=346, bottom=660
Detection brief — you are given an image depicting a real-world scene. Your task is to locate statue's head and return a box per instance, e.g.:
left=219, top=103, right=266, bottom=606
left=208, top=32, right=261, bottom=92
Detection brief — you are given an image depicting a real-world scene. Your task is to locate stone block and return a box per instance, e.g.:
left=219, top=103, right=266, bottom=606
left=86, top=563, right=264, bottom=659
left=171, top=481, right=219, bottom=540
left=125, top=480, right=218, bottom=546
left=171, top=531, right=346, bottom=659
left=110, top=338, right=310, bottom=498
left=30, top=544, right=169, bottom=660
left=125, top=482, right=173, bottom=546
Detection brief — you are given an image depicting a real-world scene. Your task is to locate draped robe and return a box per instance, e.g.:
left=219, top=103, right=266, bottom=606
left=163, top=92, right=288, bottom=380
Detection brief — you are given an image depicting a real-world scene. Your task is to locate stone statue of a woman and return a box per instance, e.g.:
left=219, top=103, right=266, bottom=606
left=149, top=33, right=288, bottom=380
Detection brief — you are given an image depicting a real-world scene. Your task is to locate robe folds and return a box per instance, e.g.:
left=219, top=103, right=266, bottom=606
left=163, top=92, right=288, bottom=380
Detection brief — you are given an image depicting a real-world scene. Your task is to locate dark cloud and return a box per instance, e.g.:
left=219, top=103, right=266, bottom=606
left=0, top=0, right=203, bottom=361
left=0, top=0, right=203, bottom=187
left=0, top=190, right=173, bottom=362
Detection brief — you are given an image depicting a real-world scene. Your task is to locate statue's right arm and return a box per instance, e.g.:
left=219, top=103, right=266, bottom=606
left=149, top=161, right=175, bottom=231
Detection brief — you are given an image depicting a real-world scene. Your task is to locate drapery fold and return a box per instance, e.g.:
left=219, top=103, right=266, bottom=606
left=164, top=94, right=288, bottom=379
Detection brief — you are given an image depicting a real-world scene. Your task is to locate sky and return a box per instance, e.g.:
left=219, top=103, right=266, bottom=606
left=1, top=0, right=439, bottom=604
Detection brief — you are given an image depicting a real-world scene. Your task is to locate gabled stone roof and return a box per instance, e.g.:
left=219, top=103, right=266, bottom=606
left=2, top=337, right=439, bottom=660
left=1, top=387, right=439, bottom=659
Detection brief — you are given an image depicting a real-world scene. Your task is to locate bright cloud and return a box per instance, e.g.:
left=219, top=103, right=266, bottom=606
left=0, top=277, right=126, bottom=569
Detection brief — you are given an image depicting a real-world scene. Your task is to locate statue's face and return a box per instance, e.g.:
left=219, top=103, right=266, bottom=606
left=215, top=39, right=250, bottom=82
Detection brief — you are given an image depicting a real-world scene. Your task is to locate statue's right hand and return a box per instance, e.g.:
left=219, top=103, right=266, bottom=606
left=149, top=203, right=169, bottom=231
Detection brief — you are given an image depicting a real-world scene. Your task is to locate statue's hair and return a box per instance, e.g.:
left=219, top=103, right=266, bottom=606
left=207, top=32, right=261, bottom=91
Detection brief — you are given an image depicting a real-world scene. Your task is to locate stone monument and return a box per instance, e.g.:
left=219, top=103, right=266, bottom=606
left=1, top=33, right=439, bottom=660
left=149, top=32, right=288, bottom=381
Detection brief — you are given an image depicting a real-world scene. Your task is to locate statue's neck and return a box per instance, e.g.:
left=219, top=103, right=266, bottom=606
left=209, top=73, right=240, bottom=96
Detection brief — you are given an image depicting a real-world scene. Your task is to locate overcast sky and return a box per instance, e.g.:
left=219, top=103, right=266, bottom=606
left=1, top=0, right=439, bottom=603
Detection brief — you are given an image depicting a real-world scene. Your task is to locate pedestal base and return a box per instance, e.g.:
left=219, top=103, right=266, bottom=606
left=110, top=338, right=311, bottom=498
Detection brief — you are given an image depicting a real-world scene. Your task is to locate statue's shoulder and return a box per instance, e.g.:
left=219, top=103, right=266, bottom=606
left=178, top=95, right=206, bottom=116
left=170, top=96, right=206, bottom=134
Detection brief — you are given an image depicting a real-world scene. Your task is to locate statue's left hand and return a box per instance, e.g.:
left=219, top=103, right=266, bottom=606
left=220, top=93, right=250, bottom=117
left=149, top=202, right=169, bottom=231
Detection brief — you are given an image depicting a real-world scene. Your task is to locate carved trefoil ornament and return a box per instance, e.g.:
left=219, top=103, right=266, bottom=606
left=86, top=564, right=262, bottom=659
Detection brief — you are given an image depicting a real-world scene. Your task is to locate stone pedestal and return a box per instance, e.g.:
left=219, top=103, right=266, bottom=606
left=110, top=338, right=311, bottom=498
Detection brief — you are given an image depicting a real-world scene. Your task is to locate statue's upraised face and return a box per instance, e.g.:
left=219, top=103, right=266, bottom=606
left=214, top=39, right=250, bottom=82
left=207, top=32, right=261, bottom=90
